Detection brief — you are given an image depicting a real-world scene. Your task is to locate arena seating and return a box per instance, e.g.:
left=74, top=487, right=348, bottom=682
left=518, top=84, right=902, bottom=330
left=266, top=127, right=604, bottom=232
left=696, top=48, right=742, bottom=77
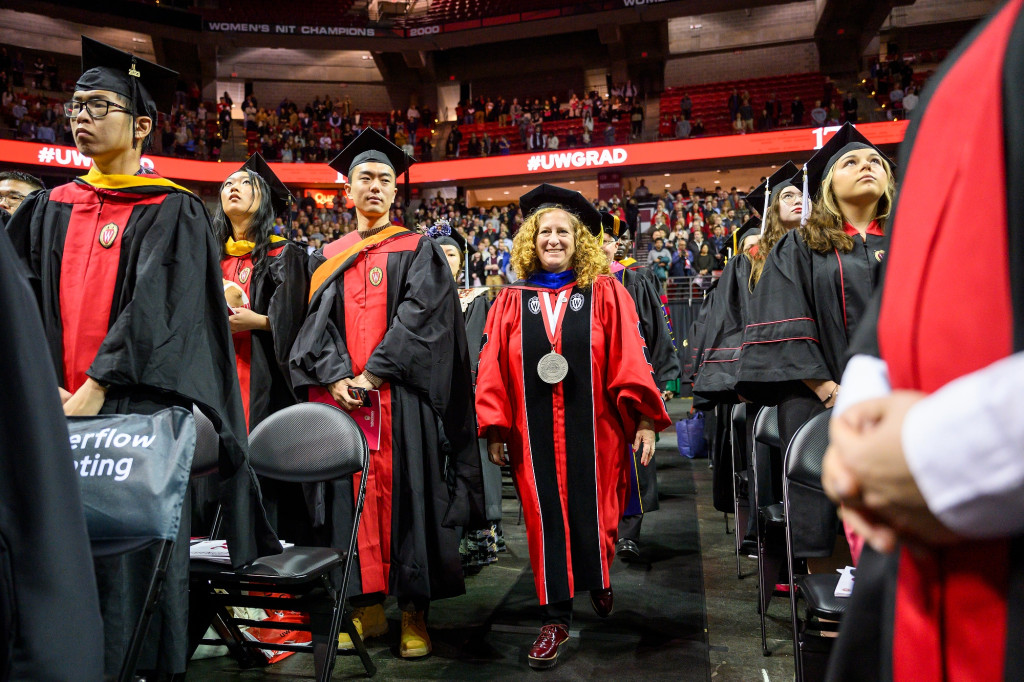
left=659, top=72, right=825, bottom=138
left=450, top=118, right=631, bottom=157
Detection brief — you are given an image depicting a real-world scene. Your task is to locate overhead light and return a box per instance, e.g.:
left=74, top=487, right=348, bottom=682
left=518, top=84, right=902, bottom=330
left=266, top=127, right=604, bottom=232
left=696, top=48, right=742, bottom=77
left=664, top=183, right=671, bottom=187
left=522, top=184, right=528, bottom=188
left=770, top=165, right=777, bottom=169
left=716, top=169, right=721, bottom=173
left=487, top=197, right=493, bottom=200
left=569, top=181, right=575, bottom=184
left=714, top=180, right=720, bottom=184
left=504, top=191, right=510, bottom=194
left=664, top=173, right=670, bottom=176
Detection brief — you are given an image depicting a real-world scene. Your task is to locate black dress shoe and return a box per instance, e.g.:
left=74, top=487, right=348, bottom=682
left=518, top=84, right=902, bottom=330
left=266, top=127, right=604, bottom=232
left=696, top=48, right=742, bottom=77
left=740, top=539, right=758, bottom=557
left=590, top=588, right=614, bottom=618
left=615, top=538, right=640, bottom=561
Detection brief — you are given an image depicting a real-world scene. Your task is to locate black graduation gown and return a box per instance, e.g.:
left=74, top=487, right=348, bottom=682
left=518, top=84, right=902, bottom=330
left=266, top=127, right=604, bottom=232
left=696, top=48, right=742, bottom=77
left=693, top=254, right=753, bottom=404
left=617, top=265, right=680, bottom=515
left=686, top=284, right=719, bottom=411
left=736, top=226, right=885, bottom=405
left=460, top=288, right=502, bottom=522
left=5, top=172, right=281, bottom=673
left=290, top=228, right=485, bottom=602
left=221, top=240, right=309, bottom=430
left=736, top=226, right=883, bottom=555
left=0, top=228, right=104, bottom=682
left=619, top=265, right=681, bottom=390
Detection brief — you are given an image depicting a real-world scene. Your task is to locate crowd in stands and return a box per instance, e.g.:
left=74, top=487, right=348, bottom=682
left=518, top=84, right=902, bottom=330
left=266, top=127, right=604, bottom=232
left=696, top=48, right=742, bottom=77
left=153, top=91, right=438, bottom=164
left=864, top=51, right=929, bottom=120
left=444, top=83, right=645, bottom=158
left=640, top=183, right=755, bottom=285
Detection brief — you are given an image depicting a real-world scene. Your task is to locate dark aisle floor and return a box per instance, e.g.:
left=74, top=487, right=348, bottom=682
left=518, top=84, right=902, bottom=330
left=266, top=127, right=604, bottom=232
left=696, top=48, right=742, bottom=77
left=187, top=398, right=799, bottom=681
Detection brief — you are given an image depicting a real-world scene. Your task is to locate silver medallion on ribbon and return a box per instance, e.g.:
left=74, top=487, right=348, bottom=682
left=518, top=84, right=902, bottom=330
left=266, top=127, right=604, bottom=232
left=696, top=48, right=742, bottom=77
left=537, top=351, right=569, bottom=384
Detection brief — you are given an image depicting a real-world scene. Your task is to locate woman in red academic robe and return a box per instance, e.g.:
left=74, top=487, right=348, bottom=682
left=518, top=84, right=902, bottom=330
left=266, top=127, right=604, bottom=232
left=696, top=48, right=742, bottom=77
left=476, top=184, right=670, bottom=670
left=215, top=153, right=308, bottom=431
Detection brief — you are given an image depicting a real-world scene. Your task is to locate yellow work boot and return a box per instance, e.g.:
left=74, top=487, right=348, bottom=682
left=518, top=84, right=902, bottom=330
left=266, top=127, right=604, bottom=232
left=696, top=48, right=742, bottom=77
left=400, top=610, right=431, bottom=658
left=338, top=603, right=388, bottom=650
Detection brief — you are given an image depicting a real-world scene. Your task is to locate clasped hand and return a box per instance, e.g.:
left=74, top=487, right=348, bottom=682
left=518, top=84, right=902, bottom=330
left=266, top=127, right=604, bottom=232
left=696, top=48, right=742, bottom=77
left=822, top=391, right=959, bottom=554
left=328, top=374, right=374, bottom=411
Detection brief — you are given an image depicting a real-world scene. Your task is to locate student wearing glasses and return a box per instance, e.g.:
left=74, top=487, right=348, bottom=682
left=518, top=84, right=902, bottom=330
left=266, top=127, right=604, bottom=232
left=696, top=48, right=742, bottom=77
left=5, top=37, right=281, bottom=678
left=0, top=170, right=44, bottom=216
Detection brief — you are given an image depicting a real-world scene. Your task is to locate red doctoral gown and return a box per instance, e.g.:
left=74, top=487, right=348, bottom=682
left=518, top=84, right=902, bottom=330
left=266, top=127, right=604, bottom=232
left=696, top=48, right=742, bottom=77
left=475, top=275, right=670, bottom=605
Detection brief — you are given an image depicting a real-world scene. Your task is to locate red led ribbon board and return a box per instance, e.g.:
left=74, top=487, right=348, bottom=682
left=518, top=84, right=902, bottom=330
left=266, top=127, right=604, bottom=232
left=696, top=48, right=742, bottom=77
left=1, top=121, right=908, bottom=186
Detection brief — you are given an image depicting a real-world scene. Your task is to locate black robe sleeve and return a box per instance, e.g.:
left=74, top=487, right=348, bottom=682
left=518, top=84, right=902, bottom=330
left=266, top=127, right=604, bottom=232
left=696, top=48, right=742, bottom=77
left=261, top=242, right=310, bottom=394
left=464, top=292, right=491, bottom=383
left=736, top=230, right=831, bottom=404
left=627, top=268, right=681, bottom=390
left=0, top=229, right=104, bottom=682
left=693, top=255, right=752, bottom=403
left=289, top=275, right=355, bottom=393
left=307, top=246, right=326, bottom=276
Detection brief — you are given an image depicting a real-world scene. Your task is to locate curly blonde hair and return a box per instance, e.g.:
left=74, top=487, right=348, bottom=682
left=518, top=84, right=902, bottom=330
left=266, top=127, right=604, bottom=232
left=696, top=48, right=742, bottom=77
left=510, top=206, right=609, bottom=289
left=801, top=157, right=896, bottom=254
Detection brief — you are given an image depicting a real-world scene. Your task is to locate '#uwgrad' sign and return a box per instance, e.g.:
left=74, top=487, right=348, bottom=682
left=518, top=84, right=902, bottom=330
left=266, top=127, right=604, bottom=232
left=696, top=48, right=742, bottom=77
left=0, top=122, right=908, bottom=186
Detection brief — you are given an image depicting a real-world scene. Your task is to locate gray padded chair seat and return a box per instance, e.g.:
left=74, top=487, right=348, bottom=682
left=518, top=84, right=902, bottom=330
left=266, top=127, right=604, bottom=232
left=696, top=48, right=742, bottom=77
left=191, top=547, right=344, bottom=583
left=761, top=503, right=785, bottom=525
left=799, top=573, right=847, bottom=619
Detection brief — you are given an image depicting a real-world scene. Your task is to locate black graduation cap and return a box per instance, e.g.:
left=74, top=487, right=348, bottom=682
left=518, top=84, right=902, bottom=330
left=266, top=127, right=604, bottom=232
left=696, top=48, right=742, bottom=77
left=801, top=122, right=895, bottom=204
left=519, top=183, right=602, bottom=237
left=328, top=127, right=415, bottom=179
left=76, top=36, right=178, bottom=119
left=731, top=217, right=761, bottom=253
left=600, top=210, right=629, bottom=239
left=744, top=161, right=801, bottom=218
left=239, top=152, right=293, bottom=217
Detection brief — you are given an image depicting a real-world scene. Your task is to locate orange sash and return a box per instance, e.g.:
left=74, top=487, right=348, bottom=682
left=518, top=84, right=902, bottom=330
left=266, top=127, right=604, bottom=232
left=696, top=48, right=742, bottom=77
left=308, top=226, right=408, bottom=302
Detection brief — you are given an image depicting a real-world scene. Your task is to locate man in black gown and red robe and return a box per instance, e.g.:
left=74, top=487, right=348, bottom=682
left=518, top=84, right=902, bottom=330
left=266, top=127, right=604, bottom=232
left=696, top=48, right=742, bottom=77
left=821, top=1, right=1024, bottom=679
left=290, top=128, right=483, bottom=659
left=5, top=37, right=280, bottom=677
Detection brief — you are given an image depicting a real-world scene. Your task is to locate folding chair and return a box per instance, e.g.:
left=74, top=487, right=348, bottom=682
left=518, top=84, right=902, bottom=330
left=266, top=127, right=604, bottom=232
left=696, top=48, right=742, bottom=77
left=782, top=409, right=846, bottom=682
left=189, top=402, right=375, bottom=680
left=729, top=402, right=748, bottom=576
left=752, top=404, right=785, bottom=655
left=70, top=406, right=197, bottom=682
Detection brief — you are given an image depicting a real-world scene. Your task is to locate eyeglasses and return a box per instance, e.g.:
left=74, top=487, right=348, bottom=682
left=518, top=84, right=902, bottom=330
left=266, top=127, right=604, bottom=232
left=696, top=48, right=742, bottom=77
left=0, top=191, right=26, bottom=206
left=63, top=99, right=131, bottom=119
left=779, top=192, right=803, bottom=205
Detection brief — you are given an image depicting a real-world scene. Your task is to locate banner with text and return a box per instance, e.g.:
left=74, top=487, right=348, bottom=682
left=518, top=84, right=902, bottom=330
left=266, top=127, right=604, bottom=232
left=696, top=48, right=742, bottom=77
left=2, top=122, right=908, bottom=188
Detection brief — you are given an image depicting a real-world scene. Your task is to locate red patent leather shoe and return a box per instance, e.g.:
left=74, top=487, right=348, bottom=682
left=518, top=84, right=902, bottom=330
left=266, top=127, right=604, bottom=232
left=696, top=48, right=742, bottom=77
left=527, top=624, right=570, bottom=669
left=590, top=587, right=614, bottom=618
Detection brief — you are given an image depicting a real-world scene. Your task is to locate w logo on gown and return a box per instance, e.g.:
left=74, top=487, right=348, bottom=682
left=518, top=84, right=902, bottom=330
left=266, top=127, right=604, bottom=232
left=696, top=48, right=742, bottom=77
left=369, top=266, right=383, bottom=286
left=98, top=223, right=119, bottom=248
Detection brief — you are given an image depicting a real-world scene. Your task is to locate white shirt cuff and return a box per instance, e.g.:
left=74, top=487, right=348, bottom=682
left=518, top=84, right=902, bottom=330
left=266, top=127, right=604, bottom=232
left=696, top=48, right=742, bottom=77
left=902, top=351, right=1024, bottom=538
left=833, top=354, right=891, bottom=419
